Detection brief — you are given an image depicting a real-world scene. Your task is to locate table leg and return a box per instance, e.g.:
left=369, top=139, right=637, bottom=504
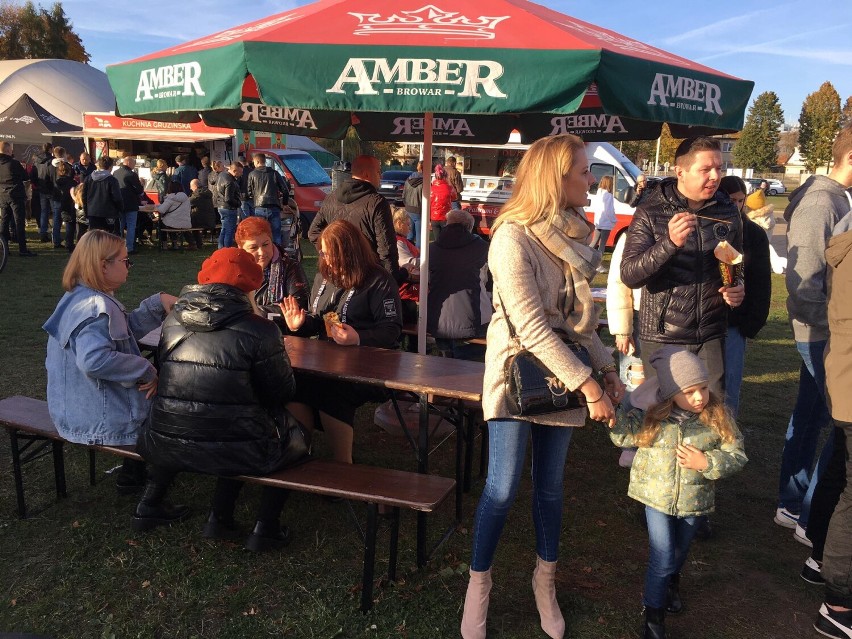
left=455, top=401, right=463, bottom=522
left=417, top=392, right=429, bottom=568
left=10, top=430, right=26, bottom=518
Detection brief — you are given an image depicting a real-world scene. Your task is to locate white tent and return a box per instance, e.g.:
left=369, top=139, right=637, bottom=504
left=0, top=59, right=114, bottom=127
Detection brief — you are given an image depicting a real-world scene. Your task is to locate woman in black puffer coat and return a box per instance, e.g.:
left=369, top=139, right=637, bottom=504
left=135, top=247, right=300, bottom=552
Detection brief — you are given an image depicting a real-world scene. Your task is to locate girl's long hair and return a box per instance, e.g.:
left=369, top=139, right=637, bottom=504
left=634, top=391, right=738, bottom=448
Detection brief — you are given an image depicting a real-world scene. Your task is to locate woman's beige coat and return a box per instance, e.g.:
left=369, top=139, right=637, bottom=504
left=482, top=222, right=615, bottom=426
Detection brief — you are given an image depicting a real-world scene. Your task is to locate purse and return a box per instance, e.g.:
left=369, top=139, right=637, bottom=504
left=499, top=292, right=592, bottom=417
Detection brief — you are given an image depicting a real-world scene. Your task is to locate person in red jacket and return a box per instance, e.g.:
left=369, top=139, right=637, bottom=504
left=430, top=164, right=456, bottom=239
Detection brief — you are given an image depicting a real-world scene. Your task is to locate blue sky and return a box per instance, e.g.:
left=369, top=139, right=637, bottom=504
left=59, top=0, right=852, bottom=126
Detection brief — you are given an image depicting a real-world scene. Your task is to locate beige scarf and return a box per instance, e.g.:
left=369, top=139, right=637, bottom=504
left=527, top=207, right=602, bottom=335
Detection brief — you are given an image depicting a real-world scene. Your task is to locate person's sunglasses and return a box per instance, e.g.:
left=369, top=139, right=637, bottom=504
left=109, top=257, right=133, bottom=268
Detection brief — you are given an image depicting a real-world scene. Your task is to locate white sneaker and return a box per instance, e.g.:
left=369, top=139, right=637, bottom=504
left=794, top=523, right=813, bottom=548
left=774, top=507, right=799, bottom=529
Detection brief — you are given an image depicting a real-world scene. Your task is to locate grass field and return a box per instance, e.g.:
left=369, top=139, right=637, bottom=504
left=0, top=217, right=824, bottom=639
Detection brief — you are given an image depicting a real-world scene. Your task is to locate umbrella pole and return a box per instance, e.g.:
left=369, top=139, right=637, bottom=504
left=417, top=113, right=433, bottom=355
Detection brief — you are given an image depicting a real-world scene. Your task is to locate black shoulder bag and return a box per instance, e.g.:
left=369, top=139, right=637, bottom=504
left=499, top=292, right=592, bottom=417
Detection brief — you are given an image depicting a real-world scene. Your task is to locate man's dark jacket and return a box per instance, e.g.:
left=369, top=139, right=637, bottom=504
left=214, top=171, right=241, bottom=210
left=620, top=178, right=742, bottom=345
left=0, top=153, right=27, bottom=201
left=427, top=223, right=491, bottom=339
left=190, top=186, right=217, bottom=229
left=138, top=284, right=297, bottom=476
left=112, top=165, right=145, bottom=212
left=82, top=170, right=122, bottom=219
left=33, top=152, right=52, bottom=191
left=308, top=177, right=407, bottom=284
left=247, top=166, right=289, bottom=208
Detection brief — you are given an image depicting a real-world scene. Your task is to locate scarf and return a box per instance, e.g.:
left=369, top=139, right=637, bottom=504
left=260, top=245, right=284, bottom=307
left=527, top=207, right=602, bottom=335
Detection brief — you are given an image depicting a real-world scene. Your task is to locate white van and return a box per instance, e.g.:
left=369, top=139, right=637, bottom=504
left=457, top=141, right=644, bottom=246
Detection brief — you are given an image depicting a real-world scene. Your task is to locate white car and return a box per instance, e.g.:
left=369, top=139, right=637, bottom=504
left=765, top=179, right=786, bottom=196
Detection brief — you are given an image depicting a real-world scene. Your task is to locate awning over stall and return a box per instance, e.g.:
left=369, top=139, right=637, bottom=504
left=80, top=112, right=233, bottom=142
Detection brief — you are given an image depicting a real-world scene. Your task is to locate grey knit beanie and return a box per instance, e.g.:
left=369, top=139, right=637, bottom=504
left=650, top=345, right=709, bottom=401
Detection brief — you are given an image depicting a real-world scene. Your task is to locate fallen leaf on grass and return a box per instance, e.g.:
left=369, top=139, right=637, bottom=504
left=125, top=539, right=139, bottom=546
left=10, top=599, right=16, bottom=606
left=242, top=607, right=258, bottom=616
left=141, top=581, right=150, bottom=588
left=72, top=521, right=80, bottom=528
left=596, top=520, right=607, bottom=527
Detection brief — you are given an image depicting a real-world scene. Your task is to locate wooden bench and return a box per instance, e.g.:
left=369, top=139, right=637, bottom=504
left=0, top=395, right=455, bottom=613
left=156, top=226, right=215, bottom=250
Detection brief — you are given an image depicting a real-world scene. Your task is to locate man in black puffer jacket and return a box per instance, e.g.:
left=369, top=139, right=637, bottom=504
left=308, top=154, right=408, bottom=285
left=136, top=248, right=301, bottom=551
left=621, top=137, right=744, bottom=394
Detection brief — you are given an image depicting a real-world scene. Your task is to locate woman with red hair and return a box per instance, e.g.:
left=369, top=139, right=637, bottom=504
left=235, top=216, right=308, bottom=332
left=280, top=219, right=402, bottom=463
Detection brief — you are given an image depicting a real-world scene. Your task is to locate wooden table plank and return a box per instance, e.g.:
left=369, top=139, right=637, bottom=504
left=284, top=336, right=483, bottom=402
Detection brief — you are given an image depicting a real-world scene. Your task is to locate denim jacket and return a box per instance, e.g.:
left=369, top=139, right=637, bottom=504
left=43, top=286, right=165, bottom=445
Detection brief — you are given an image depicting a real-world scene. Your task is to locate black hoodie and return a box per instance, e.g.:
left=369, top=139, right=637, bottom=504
left=308, top=178, right=407, bottom=284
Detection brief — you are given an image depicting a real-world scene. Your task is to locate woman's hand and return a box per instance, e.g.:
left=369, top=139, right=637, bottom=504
left=676, top=444, right=708, bottom=471
left=159, top=293, right=178, bottom=315
left=330, top=322, right=360, bottom=346
left=279, top=296, right=305, bottom=331
left=579, top=376, right=615, bottom=426
left=138, top=375, right=158, bottom=400
left=603, top=370, right=626, bottom=404
left=615, top=335, right=634, bottom=356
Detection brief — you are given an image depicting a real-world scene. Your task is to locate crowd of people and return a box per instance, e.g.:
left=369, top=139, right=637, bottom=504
left=29, top=125, right=852, bottom=638
left=0, top=144, right=297, bottom=257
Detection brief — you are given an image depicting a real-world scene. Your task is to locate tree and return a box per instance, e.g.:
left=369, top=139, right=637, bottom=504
left=778, top=129, right=799, bottom=162
left=0, top=1, right=89, bottom=62
left=840, top=96, right=852, bottom=130
left=732, top=91, right=784, bottom=171
left=312, top=130, right=400, bottom=166
left=798, top=82, right=841, bottom=173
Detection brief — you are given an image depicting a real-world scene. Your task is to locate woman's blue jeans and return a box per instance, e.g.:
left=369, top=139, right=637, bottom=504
left=643, top=507, right=699, bottom=609
left=470, top=419, right=573, bottom=571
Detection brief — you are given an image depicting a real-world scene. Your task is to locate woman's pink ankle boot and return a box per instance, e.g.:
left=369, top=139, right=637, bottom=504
left=532, top=556, right=565, bottom=639
left=460, top=568, right=492, bottom=639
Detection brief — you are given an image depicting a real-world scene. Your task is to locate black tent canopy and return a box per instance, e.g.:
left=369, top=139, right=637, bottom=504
left=0, top=93, right=84, bottom=157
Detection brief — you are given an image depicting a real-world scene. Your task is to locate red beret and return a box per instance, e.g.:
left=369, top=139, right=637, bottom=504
left=197, top=247, right=263, bottom=292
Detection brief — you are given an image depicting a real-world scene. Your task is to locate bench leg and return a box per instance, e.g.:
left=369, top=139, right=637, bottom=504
left=53, top=441, right=67, bottom=498
left=361, top=503, right=379, bottom=613
left=9, top=430, right=26, bottom=518
left=455, top=403, right=464, bottom=522
left=387, top=507, right=400, bottom=583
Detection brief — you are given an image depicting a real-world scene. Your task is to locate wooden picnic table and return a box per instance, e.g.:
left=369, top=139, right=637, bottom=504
left=283, top=336, right=484, bottom=562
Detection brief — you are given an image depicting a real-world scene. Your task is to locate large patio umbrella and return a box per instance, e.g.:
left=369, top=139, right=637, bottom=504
left=107, top=0, right=755, bottom=351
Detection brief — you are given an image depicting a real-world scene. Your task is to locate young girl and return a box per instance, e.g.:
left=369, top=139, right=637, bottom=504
left=608, top=345, right=747, bottom=639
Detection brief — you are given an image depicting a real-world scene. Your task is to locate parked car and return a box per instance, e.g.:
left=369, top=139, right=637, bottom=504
left=745, top=177, right=786, bottom=196
left=765, top=179, right=786, bottom=195
left=377, top=170, right=414, bottom=205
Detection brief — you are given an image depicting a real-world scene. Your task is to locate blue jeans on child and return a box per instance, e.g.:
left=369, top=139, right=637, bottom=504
left=644, top=507, right=700, bottom=609
left=778, top=339, right=833, bottom=528
left=470, top=419, right=573, bottom=571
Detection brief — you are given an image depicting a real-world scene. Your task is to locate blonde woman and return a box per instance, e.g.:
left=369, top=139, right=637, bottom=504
left=461, top=135, right=624, bottom=639
left=43, top=230, right=178, bottom=495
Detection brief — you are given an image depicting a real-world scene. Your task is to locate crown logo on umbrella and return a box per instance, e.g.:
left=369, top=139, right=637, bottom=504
left=348, top=6, right=509, bottom=40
